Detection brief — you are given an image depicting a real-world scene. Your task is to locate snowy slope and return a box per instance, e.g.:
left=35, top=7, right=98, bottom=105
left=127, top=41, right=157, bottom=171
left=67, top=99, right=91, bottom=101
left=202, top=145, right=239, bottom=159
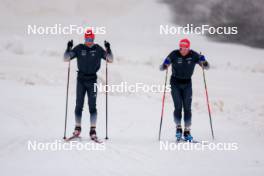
left=0, top=0, right=264, bottom=175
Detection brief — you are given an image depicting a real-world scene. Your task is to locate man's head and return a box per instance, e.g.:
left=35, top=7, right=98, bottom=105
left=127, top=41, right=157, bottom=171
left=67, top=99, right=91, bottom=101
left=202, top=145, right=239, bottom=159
left=84, top=29, right=95, bottom=47
left=179, top=38, right=190, bottom=56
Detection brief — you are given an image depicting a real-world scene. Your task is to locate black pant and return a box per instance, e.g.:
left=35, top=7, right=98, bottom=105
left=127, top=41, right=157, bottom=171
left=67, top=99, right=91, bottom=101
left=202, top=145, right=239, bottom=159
left=75, top=76, right=97, bottom=127
left=170, top=77, right=192, bottom=128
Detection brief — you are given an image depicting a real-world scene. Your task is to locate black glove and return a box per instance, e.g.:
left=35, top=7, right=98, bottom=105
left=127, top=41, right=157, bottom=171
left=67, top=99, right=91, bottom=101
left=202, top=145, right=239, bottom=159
left=104, top=40, right=111, bottom=52
left=203, top=61, right=209, bottom=67
left=159, top=64, right=168, bottom=71
left=67, top=40, right=73, bottom=51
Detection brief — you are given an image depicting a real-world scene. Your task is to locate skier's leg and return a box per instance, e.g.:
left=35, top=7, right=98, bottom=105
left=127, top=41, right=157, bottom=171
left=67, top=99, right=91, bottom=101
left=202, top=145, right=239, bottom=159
left=85, top=82, right=98, bottom=139
left=170, top=82, right=183, bottom=126
left=171, top=80, right=184, bottom=140
left=182, top=82, right=192, bottom=129
left=87, top=82, right=97, bottom=128
left=182, top=82, right=193, bottom=141
left=74, top=78, right=86, bottom=127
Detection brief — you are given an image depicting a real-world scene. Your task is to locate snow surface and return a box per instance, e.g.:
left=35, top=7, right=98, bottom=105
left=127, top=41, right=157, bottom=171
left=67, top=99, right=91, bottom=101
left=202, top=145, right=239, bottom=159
left=0, top=0, right=264, bottom=175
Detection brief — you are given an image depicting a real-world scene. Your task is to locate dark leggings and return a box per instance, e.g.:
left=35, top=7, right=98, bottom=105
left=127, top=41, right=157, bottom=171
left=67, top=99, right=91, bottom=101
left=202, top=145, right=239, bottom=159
left=170, top=79, right=192, bottom=128
left=75, top=78, right=97, bottom=127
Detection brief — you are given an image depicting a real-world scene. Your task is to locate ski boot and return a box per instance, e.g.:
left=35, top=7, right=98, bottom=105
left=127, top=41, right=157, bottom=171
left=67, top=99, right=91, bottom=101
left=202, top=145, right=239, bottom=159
left=73, top=126, right=81, bottom=137
left=176, top=125, right=183, bottom=141
left=183, top=128, right=193, bottom=142
left=89, top=127, right=97, bottom=140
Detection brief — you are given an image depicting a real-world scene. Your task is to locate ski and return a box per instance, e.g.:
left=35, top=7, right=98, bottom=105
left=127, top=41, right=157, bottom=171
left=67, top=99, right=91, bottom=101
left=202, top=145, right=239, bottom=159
left=64, top=135, right=81, bottom=142
left=176, top=138, right=201, bottom=144
left=91, top=137, right=103, bottom=144
left=64, top=136, right=103, bottom=143
left=64, top=136, right=103, bottom=144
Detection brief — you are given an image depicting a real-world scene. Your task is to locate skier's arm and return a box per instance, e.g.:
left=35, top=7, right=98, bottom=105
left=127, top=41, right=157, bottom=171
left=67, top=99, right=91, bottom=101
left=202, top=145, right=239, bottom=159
left=64, top=40, right=76, bottom=62
left=160, top=51, right=174, bottom=71
left=160, top=57, right=171, bottom=71
left=104, top=41, right=113, bottom=63
left=198, top=55, right=210, bottom=70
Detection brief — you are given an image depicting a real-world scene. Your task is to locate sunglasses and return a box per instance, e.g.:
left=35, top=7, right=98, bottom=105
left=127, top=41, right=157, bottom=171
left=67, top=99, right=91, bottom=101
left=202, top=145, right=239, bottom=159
left=180, top=47, right=189, bottom=50
left=85, top=38, right=94, bottom=43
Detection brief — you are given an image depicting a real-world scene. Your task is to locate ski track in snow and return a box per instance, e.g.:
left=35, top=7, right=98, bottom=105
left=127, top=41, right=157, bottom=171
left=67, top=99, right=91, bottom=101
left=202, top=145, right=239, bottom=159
left=0, top=0, right=264, bottom=175
left=0, top=79, right=264, bottom=175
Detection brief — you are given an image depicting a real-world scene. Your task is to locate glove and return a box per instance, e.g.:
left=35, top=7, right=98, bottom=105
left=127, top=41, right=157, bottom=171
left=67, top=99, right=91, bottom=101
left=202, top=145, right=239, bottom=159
left=67, top=40, right=73, bottom=51
left=104, top=40, right=111, bottom=52
left=104, top=40, right=110, bottom=49
left=203, top=61, right=209, bottom=67
left=159, top=64, right=168, bottom=71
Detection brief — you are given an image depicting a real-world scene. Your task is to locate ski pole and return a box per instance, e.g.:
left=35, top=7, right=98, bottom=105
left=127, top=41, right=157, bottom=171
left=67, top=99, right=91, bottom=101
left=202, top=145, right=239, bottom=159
left=63, top=61, right=71, bottom=139
left=201, top=64, right=215, bottom=140
left=158, top=68, right=168, bottom=141
left=105, top=59, right=109, bottom=140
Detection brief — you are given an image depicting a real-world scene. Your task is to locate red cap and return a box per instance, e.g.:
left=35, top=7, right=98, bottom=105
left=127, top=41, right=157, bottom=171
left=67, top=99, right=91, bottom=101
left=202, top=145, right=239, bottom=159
left=84, top=29, right=95, bottom=39
left=179, top=38, right=190, bottom=49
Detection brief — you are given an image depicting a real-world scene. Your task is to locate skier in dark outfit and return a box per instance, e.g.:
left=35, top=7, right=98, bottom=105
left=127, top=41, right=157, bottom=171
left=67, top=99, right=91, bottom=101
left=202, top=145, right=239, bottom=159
left=160, top=38, right=209, bottom=141
left=64, top=29, right=113, bottom=140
